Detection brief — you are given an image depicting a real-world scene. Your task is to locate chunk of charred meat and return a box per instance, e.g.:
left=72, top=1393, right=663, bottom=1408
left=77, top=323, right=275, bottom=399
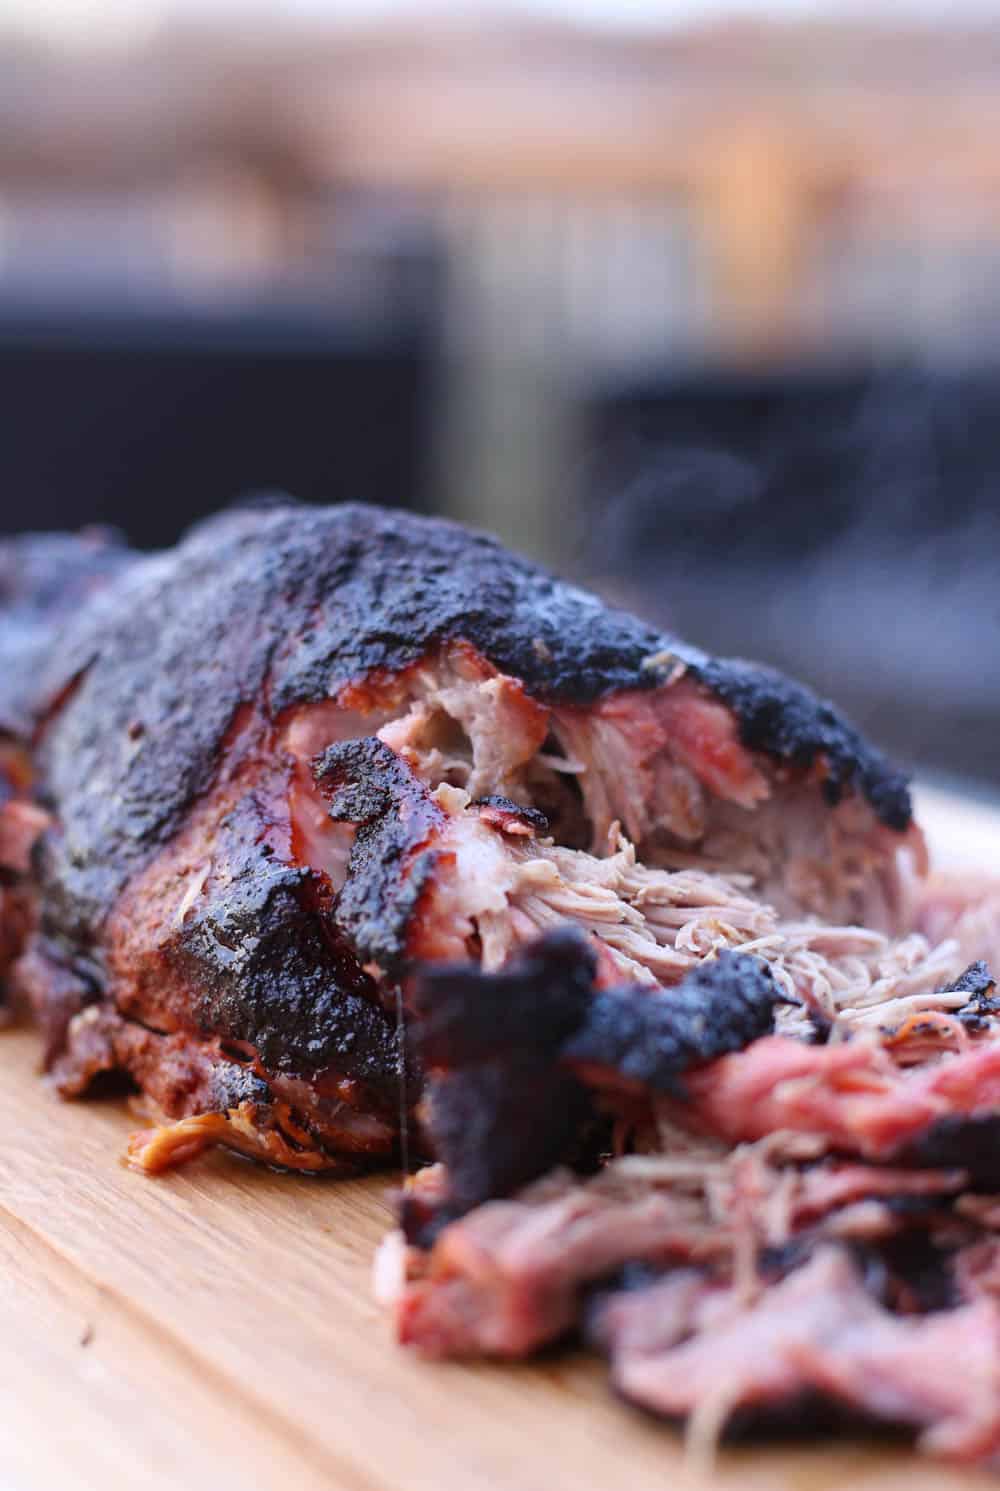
left=1, top=501, right=926, bottom=1172
left=413, top=931, right=785, bottom=1089
left=560, top=951, right=789, bottom=1098
left=949, top=961, right=1000, bottom=1029
left=408, top=931, right=603, bottom=1221
left=409, top=930, right=786, bottom=1222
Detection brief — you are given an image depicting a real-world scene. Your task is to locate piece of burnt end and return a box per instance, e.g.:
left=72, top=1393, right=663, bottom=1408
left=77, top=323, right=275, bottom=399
left=413, top=931, right=603, bottom=1221
left=407, top=933, right=604, bottom=1226
left=418, top=1062, right=595, bottom=1233
left=950, top=961, right=996, bottom=998
left=412, top=926, right=598, bottom=1069
left=414, top=933, right=786, bottom=1086
left=412, top=933, right=786, bottom=1222
left=561, top=951, right=791, bottom=1099
left=949, top=961, right=1000, bottom=1030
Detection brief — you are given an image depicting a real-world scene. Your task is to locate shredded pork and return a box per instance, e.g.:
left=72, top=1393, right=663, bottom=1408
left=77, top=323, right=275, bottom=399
left=7, top=508, right=999, bottom=1474
left=298, top=656, right=949, bottom=1034
left=364, top=658, right=1000, bottom=1473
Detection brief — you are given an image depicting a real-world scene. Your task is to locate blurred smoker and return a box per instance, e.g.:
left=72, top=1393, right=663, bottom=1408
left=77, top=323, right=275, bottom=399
left=1, top=8, right=1000, bottom=789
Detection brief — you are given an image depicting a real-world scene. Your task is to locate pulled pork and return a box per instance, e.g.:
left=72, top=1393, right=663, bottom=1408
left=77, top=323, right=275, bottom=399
left=385, top=917, right=1000, bottom=1471
left=4, top=504, right=999, bottom=1472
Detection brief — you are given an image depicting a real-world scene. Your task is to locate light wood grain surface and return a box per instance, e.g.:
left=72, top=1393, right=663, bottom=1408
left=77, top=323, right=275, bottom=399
left=0, top=786, right=997, bottom=1491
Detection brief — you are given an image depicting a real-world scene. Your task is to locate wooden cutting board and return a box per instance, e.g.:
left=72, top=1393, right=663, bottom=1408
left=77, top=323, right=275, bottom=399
left=0, top=784, right=997, bottom=1491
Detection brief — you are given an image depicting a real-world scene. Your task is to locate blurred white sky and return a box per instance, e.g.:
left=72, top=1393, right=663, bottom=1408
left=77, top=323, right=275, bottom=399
left=4, top=0, right=996, bottom=49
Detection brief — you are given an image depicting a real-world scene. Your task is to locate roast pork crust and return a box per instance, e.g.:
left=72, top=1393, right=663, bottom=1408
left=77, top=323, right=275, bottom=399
left=32, top=501, right=911, bottom=948
left=0, top=528, right=133, bottom=740
left=0, top=501, right=922, bottom=1178
left=10, top=512, right=996, bottom=1468
left=409, top=930, right=786, bottom=1226
left=0, top=531, right=132, bottom=1009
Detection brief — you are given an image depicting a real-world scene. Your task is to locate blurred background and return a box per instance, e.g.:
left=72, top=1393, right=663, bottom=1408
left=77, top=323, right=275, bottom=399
left=2, top=1, right=1000, bottom=792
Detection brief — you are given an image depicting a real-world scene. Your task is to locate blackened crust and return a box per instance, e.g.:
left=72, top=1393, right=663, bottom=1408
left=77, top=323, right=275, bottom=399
left=171, top=791, right=403, bottom=1093
left=412, top=925, right=599, bottom=1068
left=413, top=931, right=604, bottom=1221
left=0, top=528, right=133, bottom=739
left=412, top=932, right=786, bottom=1221
left=695, top=658, right=912, bottom=830
left=415, top=933, right=785, bottom=1096
left=947, top=961, right=1000, bottom=1031
left=472, top=795, right=550, bottom=834
left=562, top=951, right=788, bottom=1097
left=34, top=502, right=910, bottom=941
left=313, top=736, right=444, bottom=976
left=421, top=1063, right=593, bottom=1227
